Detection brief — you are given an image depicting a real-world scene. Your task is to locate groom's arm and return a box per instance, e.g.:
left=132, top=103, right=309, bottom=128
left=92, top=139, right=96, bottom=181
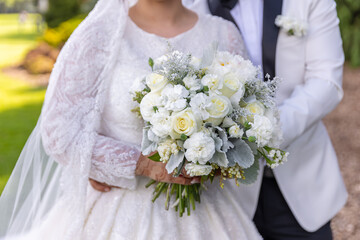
left=279, top=0, right=344, bottom=148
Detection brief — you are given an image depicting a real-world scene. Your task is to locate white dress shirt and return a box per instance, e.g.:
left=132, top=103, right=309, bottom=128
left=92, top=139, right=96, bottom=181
left=230, top=0, right=263, bottom=68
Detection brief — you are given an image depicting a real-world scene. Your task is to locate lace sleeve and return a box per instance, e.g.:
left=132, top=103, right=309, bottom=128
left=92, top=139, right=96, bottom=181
left=225, top=22, right=249, bottom=58
left=89, top=134, right=140, bottom=189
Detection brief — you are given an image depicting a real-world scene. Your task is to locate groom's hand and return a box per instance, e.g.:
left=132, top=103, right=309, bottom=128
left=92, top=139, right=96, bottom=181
left=136, top=154, right=201, bottom=185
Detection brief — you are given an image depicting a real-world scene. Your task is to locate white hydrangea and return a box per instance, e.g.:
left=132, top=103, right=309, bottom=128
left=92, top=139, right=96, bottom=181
left=229, top=125, right=244, bottom=138
left=183, top=75, right=201, bottom=91
left=139, top=93, right=161, bottom=122
left=184, top=132, right=215, bottom=165
left=160, top=84, right=189, bottom=112
left=150, top=108, right=172, bottom=138
left=185, top=163, right=213, bottom=177
left=201, top=74, right=223, bottom=93
left=189, top=93, right=212, bottom=120
left=246, top=115, right=274, bottom=147
left=275, top=15, right=308, bottom=37
left=158, top=139, right=179, bottom=163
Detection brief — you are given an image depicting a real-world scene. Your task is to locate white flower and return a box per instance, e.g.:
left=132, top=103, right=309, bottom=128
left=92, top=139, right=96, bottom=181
left=150, top=109, right=172, bottom=138
left=160, top=84, right=189, bottom=112
left=140, top=93, right=161, bottom=122
left=189, top=56, right=201, bottom=69
left=170, top=109, right=199, bottom=139
left=246, top=100, right=266, bottom=117
left=220, top=72, right=242, bottom=98
left=229, top=125, right=244, bottom=138
left=189, top=93, right=212, bottom=120
left=185, top=163, right=213, bottom=177
left=184, top=132, right=215, bottom=164
left=146, top=73, right=168, bottom=93
left=264, top=109, right=283, bottom=148
left=246, top=115, right=274, bottom=147
left=153, top=55, right=168, bottom=70
left=209, top=51, right=234, bottom=75
left=221, top=117, right=236, bottom=128
left=275, top=15, right=308, bottom=37
left=206, top=95, right=232, bottom=126
left=183, top=75, right=201, bottom=91
left=158, top=139, right=179, bottom=162
left=201, top=74, right=223, bottom=92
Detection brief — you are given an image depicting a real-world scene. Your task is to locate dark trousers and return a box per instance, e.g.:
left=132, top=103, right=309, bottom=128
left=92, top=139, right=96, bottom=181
left=253, top=177, right=333, bottom=240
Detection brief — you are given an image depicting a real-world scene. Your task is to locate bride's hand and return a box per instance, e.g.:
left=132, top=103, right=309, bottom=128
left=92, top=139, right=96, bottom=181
left=89, top=179, right=114, bottom=192
left=135, top=154, right=201, bottom=185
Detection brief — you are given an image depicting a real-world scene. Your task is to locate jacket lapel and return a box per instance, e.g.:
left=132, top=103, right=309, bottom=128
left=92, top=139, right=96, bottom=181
left=207, top=0, right=239, bottom=29
left=262, top=0, right=283, bottom=78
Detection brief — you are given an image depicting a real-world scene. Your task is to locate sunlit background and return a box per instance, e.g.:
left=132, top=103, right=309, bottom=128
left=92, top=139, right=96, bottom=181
left=0, top=0, right=359, bottom=239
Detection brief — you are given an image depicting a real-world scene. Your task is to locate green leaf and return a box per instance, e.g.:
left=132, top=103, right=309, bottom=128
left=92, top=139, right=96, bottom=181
left=248, top=136, right=256, bottom=142
left=149, top=57, right=154, bottom=70
left=180, top=134, right=188, bottom=141
left=203, top=86, right=209, bottom=92
left=148, top=152, right=161, bottom=162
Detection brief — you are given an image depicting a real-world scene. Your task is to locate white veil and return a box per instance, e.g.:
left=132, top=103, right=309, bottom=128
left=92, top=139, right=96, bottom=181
left=0, top=0, right=133, bottom=238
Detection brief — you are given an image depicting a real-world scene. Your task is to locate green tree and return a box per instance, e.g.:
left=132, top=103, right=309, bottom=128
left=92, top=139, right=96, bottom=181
left=44, top=0, right=81, bottom=28
left=336, top=0, right=360, bottom=67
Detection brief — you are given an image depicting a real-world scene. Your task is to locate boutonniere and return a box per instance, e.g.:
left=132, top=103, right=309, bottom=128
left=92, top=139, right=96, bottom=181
left=275, top=15, right=308, bottom=37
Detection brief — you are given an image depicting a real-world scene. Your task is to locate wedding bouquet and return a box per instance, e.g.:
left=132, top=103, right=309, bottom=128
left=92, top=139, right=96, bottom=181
left=132, top=46, right=288, bottom=217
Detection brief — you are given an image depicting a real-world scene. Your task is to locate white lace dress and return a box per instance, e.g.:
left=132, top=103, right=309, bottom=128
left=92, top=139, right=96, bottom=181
left=9, top=14, right=261, bottom=240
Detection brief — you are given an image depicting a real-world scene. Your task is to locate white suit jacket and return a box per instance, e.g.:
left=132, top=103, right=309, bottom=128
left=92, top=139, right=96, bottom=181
left=185, top=0, right=348, bottom=232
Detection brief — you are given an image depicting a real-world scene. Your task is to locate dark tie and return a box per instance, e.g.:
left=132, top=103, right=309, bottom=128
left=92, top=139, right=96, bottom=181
left=208, top=0, right=239, bottom=28
left=262, top=0, right=283, bottom=79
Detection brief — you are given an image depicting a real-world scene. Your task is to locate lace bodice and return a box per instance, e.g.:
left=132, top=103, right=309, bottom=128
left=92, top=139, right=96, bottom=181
left=45, top=13, right=246, bottom=189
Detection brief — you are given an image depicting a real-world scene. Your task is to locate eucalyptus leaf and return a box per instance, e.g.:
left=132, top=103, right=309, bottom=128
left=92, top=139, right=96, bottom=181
left=214, top=126, right=233, bottom=153
left=165, top=151, right=185, bottom=174
left=209, top=151, right=229, bottom=168
left=226, top=139, right=254, bottom=168
left=141, top=128, right=157, bottom=155
left=238, top=156, right=260, bottom=185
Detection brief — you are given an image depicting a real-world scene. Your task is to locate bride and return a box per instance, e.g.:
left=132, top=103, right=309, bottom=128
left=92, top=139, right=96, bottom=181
left=0, top=0, right=261, bottom=239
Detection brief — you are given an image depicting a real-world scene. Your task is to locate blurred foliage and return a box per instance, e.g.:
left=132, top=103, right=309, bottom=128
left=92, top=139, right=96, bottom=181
left=42, top=16, right=84, bottom=47
left=336, top=0, right=360, bottom=67
left=44, top=0, right=81, bottom=28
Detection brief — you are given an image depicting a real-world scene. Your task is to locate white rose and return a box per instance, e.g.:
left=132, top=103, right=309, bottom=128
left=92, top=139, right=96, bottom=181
left=184, top=132, right=216, bottom=164
left=246, top=115, right=274, bottom=147
left=246, top=100, right=266, bottom=116
left=146, top=73, right=168, bottom=93
left=150, top=109, right=172, bottom=138
left=170, top=109, right=199, bottom=139
left=185, top=163, right=213, bottom=177
left=183, top=75, right=201, bottom=91
left=139, top=93, right=161, bottom=122
left=189, top=93, right=212, bottom=120
left=220, top=72, right=241, bottom=98
left=229, top=125, right=244, bottom=138
left=206, top=95, right=232, bottom=126
left=160, top=84, right=189, bottom=112
left=201, top=74, right=223, bottom=92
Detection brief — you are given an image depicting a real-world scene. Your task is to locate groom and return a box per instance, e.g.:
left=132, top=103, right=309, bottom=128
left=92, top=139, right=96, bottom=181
left=185, top=0, right=348, bottom=239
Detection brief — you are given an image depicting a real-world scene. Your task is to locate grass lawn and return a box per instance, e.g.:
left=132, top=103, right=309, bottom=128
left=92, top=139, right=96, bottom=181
left=0, top=14, right=45, bottom=193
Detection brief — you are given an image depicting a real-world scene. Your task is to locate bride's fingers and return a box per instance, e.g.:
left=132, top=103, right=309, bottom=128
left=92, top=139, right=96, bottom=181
left=89, top=179, right=111, bottom=192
